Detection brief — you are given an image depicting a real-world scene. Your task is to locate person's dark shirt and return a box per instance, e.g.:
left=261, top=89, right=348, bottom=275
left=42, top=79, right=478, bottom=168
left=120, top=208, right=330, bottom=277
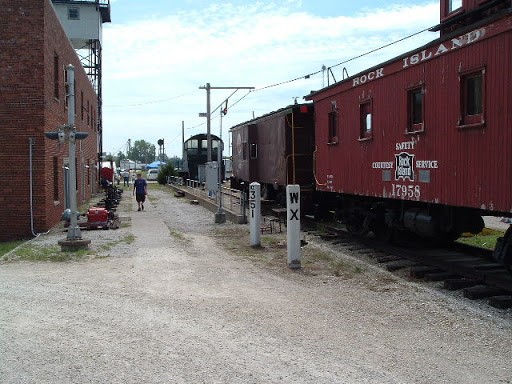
left=133, top=178, right=147, bottom=194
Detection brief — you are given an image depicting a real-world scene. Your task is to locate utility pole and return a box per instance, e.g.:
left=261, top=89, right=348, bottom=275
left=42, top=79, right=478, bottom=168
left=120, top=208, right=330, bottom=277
left=199, top=84, right=254, bottom=162
left=199, top=84, right=254, bottom=223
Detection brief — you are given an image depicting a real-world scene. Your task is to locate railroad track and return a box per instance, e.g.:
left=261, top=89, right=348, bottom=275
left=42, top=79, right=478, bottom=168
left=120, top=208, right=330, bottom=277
left=306, top=222, right=512, bottom=310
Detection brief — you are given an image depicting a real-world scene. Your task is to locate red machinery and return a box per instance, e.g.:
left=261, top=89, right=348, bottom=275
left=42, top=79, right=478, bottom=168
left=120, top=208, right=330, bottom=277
left=63, top=207, right=120, bottom=230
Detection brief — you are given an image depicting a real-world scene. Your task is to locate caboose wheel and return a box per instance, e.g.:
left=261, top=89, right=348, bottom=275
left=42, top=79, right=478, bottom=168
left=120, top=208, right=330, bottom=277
left=372, top=221, right=394, bottom=242
left=261, top=184, right=271, bottom=200
left=436, top=230, right=462, bottom=246
left=275, top=191, right=286, bottom=207
left=345, top=212, right=370, bottom=236
left=493, top=226, right=512, bottom=273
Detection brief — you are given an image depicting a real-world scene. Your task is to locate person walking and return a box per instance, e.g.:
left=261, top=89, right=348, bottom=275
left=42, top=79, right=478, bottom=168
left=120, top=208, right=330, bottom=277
left=123, top=170, right=130, bottom=186
left=133, top=173, right=147, bottom=211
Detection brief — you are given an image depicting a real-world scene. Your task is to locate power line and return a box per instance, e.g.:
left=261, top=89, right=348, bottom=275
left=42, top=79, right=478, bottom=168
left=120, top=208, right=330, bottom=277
left=252, top=24, right=435, bottom=92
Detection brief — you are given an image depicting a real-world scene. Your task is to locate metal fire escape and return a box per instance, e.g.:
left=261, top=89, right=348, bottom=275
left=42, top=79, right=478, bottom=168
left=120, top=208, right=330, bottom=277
left=51, top=0, right=111, bottom=170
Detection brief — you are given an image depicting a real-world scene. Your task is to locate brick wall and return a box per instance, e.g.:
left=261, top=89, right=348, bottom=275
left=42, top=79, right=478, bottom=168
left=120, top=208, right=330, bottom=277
left=0, top=0, right=99, bottom=240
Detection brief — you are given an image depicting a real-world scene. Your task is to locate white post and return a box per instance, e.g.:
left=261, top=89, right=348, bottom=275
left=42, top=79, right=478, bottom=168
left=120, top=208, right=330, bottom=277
left=249, top=182, right=261, bottom=247
left=287, top=185, right=301, bottom=269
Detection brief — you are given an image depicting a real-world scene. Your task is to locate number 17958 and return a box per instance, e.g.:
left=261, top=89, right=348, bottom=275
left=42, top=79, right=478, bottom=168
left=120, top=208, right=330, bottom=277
left=391, top=184, right=421, bottom=199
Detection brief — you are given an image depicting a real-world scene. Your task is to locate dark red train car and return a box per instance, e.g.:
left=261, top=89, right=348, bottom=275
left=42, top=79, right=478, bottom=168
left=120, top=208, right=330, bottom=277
left=230, top=103, right=315, bottom=206
left=306, top=0, right=512, bottom=265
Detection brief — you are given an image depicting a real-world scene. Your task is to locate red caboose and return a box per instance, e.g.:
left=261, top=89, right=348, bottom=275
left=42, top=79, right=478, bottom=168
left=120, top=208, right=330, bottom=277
left=307, top=0, right=512, bottom=261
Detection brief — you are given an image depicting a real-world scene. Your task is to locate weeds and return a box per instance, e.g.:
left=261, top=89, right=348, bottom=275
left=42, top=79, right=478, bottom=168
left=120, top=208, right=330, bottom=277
left=0, top=240, right=25, bottom=258
left=212, top=225, right=366, bottom=279
left=4, top=244, right=91, bottom=263
left=169, top=229, right=186, bottom=241
left=0, top=234, right=136, bottom=263
left=457, top=228, right=504, bottom=250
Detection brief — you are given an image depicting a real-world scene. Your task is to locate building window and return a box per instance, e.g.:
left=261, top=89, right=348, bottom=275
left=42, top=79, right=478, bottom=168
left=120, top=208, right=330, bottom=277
left=87, top=99, right=90, bottom=126
left=53, top=54, right=59, bottom=99
left=459, top=68, right=485, bottom=128
left=328, top=111, right=338, bottom=144
left=81, top=91, right=84, bottom=120
left=68, top=7, right=80, bottom=20
left=359, top=100, right=373, bottom=140
left=53, top=157, right=59, bottom=201
left=407, top=87, right=424, bottom=133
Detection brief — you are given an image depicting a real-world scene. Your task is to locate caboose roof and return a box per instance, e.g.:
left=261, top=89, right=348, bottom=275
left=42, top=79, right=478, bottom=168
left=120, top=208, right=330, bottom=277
left=229, top=103, right=313, bottom=132
left=305, top=5, right=512, bottom=101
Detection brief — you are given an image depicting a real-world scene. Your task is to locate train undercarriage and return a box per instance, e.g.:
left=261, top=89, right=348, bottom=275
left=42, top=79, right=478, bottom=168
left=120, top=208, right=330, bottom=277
left=314, top=192, right=512, bottom=271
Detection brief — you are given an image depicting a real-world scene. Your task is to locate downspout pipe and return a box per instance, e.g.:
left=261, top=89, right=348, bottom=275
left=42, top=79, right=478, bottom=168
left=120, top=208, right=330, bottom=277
left=29, top=138, right=49, bottom=237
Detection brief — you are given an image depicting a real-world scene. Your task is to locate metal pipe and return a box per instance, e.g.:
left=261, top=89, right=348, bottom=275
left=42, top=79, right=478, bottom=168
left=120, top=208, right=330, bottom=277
left=29, top=138, right=49, bottom=237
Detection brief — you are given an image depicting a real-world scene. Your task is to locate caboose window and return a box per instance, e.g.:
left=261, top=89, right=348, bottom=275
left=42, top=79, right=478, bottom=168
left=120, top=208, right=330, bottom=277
left=407, top=87, right=424, bottom=133
left=459, top=69, right=485, bottom=128
left=448, top=0, right=462, bottom=13
left=359, top=101, right=373, bottom=140
left=328, top=111, right=338, bottom=144
left=250, top=144, right=258, bottom=159
left=466, top=75, right=482, bottom=115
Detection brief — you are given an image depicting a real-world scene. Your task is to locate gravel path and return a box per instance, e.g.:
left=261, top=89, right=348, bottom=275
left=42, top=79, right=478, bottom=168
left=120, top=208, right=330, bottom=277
left=1, top=185, right=511, bottom=383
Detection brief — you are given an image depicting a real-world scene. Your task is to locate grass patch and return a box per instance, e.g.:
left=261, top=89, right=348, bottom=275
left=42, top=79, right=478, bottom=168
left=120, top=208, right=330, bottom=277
left=99, top=234, right=135, bottom=252
left=3, top=244, right=91, bottom=263
left=302, top=247, right=366, bottom=278
left=212, top=225, right=366, bottom=278
left=0, top=240, right=25, bottom=257
left=0, top=234, right=137, bottom=263
left=169, top=229, right=186, bottom=241
left=457, top=228, right=504, bottom=250
left=147, top=195, right=158, bottom=203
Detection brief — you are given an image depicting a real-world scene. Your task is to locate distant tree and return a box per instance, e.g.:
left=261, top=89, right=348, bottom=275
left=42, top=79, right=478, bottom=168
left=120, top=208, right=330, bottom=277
left=168, top=156, right=182, bottom=170
left=157, top=163, right=176, bottom=185
left=127, top=140, right=156, bottom=164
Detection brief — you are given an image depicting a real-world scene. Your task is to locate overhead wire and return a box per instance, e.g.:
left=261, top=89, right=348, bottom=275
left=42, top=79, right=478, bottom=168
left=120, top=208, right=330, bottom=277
left=111, top=24, right=435, bottom=154
left=252, top=24, right=435, bottom=93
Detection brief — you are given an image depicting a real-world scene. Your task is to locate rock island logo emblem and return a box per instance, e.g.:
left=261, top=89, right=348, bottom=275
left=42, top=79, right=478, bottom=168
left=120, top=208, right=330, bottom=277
left=395, top=152, right=415, bottom=181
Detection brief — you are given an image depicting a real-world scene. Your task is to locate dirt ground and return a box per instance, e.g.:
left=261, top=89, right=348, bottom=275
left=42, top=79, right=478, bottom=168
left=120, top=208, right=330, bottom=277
left=0, top=185, right=511, bottom=384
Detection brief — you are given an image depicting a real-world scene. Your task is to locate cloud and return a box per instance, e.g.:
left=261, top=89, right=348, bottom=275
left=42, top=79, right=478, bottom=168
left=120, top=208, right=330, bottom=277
left=102, top=1, right=439, bottom=157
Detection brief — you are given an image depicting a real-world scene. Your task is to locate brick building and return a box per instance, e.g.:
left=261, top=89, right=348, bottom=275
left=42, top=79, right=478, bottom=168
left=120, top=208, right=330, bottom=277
left=0, top=0, right=100, bottom=240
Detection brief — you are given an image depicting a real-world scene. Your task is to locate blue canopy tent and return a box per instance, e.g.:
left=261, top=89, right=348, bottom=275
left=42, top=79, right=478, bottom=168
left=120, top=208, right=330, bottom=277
left=146, top=161, right=165, bottom=169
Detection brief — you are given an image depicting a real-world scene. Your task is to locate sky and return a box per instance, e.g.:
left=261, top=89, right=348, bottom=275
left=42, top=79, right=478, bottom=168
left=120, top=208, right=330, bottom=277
left=101, top=0, right=440, bottom=158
